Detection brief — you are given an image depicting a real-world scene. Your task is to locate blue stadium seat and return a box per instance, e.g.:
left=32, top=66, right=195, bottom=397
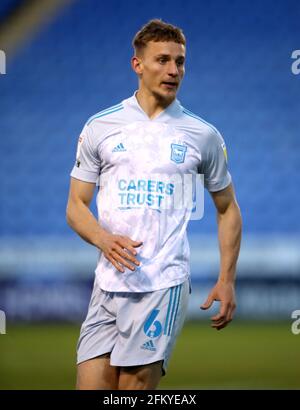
left=0, top=0, right=299, bottom=236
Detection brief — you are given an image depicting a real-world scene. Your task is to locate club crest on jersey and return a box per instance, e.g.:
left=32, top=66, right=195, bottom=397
left=170, top=143, right=187, bottom=164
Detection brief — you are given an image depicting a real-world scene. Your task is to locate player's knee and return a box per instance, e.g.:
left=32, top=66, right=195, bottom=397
left=119, top=371, right=150, bottom=390
left=119, top=362, right=162, bottom=390
left=130, top=374, right=148, bottom=389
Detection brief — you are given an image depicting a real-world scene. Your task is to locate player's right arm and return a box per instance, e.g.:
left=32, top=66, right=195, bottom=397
left=67, top=121, right=142, bottom=272
left=66, top=177, right=142, bottom=272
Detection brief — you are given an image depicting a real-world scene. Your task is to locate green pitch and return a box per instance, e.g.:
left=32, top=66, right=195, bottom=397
left=0, top=321, right=299, bottom=389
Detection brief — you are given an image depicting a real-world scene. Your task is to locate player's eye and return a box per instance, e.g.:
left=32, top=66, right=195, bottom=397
left=158, top=58, right=168, bottom=64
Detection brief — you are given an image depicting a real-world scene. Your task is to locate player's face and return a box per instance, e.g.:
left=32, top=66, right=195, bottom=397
left=136, top=41, right=185, bottom=102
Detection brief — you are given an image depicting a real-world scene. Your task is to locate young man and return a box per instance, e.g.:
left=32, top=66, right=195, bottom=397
left=66, top=19, right=242, bottom=390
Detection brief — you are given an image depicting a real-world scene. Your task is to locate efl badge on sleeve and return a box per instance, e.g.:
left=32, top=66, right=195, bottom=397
left=170, top=143, right=187, bottom=164
left=76, top=135, right=83, bottom=167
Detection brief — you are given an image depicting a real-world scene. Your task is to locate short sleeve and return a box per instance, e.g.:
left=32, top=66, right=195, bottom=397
left=202, top=129, right=231, bottom=192
left=70, top=123, right=100, bottom=183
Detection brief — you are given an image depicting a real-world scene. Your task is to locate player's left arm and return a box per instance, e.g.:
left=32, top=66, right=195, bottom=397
left=201, top=182, right=242, bottom=330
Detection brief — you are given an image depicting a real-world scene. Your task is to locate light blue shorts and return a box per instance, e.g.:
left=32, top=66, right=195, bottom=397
left=77, top=277, right=190, bottom=375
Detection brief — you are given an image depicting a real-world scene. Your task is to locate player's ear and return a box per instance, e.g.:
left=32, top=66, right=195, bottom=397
left=131, top=55, right=143, bottom=76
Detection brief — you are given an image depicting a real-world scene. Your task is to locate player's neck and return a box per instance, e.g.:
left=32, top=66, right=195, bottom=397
left=135, top=88, right=174, bottom=120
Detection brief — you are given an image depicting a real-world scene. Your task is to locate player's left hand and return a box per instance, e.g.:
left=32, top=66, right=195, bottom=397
left=200, top=280, right=236, bottom=330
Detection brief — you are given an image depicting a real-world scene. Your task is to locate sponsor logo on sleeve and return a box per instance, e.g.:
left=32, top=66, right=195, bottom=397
left=221, top=142, right=228, bottom=162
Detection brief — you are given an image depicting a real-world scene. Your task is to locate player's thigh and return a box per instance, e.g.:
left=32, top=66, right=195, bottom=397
left=118, top=360, right=163, bottom=390
left=76, top=353, right=120, bottom=390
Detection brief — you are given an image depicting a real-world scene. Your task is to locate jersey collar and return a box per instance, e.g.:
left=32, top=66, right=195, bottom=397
left=125, top=90, right=181, bottom=121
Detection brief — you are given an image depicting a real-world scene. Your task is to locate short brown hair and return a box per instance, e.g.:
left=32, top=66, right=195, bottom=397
left=133, top=19, right=186, bottom=55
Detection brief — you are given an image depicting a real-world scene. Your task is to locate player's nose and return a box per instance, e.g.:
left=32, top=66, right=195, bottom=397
left=167, top=61, right=179, bottom=77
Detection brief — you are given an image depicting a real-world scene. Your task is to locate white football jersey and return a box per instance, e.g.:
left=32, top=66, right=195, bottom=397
left=71, top=91, right=231, bottom=292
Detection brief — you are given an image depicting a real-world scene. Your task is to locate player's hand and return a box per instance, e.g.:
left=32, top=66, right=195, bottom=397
left=200, top=280, right=236, bottom=330
left=98, top=233, right=143, bottom=273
